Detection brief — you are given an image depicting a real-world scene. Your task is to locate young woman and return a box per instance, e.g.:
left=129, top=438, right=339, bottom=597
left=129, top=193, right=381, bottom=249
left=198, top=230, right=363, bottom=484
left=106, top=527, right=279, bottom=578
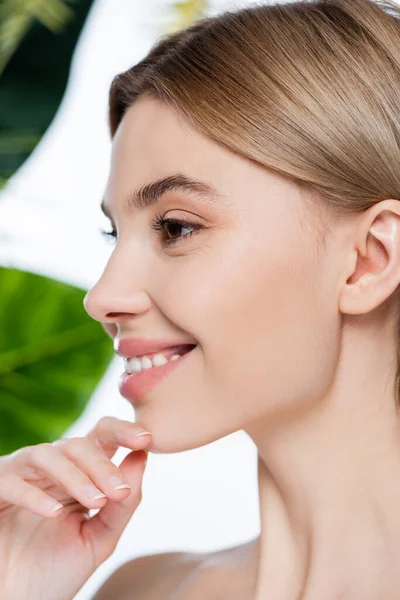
left=2, top=0, right=400, bottom=598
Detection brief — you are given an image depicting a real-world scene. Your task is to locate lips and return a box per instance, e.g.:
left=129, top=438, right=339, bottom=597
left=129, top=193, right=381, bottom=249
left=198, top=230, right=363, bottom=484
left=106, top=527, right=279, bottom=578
left=114, top=337, right=197, bottom=359
left=118, top=343, right=197, bottom=400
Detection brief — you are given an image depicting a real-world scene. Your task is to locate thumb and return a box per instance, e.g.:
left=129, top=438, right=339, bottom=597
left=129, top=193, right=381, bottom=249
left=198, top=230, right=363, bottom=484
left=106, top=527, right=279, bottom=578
left=81, top=448, right=148, bottom=566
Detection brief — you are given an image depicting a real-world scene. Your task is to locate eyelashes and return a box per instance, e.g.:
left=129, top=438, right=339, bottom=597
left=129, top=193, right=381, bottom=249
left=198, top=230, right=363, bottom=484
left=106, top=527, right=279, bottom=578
left=149, top=214, right=203, bottom=248
left=100, top=213, right=203, bottom=249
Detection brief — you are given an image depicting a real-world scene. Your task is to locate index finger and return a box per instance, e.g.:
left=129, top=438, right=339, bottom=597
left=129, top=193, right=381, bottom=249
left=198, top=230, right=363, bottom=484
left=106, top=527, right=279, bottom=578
left=86, top=416, right=152, bottom=457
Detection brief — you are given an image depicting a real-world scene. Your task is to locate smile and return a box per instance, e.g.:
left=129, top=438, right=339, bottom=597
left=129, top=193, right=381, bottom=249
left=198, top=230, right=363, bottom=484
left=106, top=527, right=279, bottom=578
left=118, top=344, right=197, bottom=400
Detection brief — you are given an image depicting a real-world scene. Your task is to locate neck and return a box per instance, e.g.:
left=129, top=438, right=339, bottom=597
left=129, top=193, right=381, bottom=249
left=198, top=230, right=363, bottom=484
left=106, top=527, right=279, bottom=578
left=244, top=341, right=400, bottom=599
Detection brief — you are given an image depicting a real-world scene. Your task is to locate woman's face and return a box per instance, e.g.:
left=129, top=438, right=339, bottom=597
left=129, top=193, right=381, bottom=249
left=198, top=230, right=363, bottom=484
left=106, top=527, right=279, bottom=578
left=84, top=95, right=342, bottom=453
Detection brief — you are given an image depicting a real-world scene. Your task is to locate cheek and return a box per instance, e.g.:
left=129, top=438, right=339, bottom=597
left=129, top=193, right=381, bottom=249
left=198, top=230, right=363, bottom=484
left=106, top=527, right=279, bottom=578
left=160, top=236, right=338, bottom=418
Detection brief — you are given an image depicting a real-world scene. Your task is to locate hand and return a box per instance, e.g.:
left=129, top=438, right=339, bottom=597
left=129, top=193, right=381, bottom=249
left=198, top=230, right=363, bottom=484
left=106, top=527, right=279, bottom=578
left=0, top=416, right=152, bottom=600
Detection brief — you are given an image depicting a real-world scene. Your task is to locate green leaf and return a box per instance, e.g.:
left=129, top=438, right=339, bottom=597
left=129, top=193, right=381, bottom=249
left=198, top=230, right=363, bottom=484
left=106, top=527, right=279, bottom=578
left=0, top=268, right=116, bottom=454
left=0, top=130, right=42, bottom=154
left=0, top=0, right=95, bottom=182
left=0, top=0, right=78, bottom=75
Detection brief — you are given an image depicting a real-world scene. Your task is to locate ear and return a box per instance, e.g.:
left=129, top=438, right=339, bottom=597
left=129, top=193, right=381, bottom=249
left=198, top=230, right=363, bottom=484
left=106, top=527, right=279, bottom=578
left=339, top=199, right=400, bottom=315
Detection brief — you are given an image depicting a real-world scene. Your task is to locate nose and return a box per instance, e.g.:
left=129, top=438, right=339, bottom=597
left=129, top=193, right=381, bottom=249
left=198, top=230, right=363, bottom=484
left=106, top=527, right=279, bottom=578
left=83, top=255, right=151, bottom=338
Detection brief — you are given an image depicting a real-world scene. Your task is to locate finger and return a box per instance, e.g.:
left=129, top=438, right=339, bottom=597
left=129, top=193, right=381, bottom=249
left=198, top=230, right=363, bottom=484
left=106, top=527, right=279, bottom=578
left=20, top=443, right=114, bottom=509
left=85, top=416, right=152, bottom=458
left=81, top=450, right=148, bottom=566
left=0, top=472, right=64, bottom=518
left=59, top=436, right=143, bottom=500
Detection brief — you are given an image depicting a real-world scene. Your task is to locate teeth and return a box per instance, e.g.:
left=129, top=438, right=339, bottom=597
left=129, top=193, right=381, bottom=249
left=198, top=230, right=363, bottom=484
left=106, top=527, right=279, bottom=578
left=124, top=357, right=141, bottom=374
left=141, top=356, right=153, bottom=370
left=124, top=352, right=182, bottom=374
left=152, top=353, right=169, bottom=367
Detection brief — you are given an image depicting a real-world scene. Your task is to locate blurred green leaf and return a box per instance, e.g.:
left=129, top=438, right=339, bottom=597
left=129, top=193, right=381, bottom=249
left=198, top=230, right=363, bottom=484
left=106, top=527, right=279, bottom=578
left=0, top=0, right=95, bottom=183
left=0, top=0, right=78, bottom=76
left=0, top=130, right=42, bottom=154
left=0, top=268, right=115, bottom=454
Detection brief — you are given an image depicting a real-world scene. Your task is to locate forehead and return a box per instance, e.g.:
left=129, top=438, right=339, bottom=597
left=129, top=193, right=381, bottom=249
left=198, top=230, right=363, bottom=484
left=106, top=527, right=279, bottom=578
left=105, top=96, right=305, bottom=226
left=109, top=95, right=238, bottom=191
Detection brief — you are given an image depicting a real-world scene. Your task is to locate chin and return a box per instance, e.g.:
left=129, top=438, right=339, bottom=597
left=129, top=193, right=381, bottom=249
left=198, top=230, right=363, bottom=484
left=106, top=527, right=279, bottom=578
left=138, top=434, right=203, bottom=455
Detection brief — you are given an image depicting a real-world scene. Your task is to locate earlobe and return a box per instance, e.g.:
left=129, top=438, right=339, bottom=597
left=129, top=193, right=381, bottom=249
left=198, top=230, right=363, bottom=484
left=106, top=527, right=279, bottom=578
left=339, top=270, right=378, bottom=316
left=338, top=200, right=400, bottom=316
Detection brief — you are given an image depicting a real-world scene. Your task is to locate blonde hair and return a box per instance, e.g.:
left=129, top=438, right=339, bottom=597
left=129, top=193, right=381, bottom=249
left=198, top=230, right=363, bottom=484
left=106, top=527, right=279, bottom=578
left=108, top=0, right=400, bottom=407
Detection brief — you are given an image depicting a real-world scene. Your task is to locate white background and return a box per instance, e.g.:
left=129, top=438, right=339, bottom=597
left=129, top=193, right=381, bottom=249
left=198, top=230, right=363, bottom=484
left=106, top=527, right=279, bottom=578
left=0, top=1, right=262, bottom=598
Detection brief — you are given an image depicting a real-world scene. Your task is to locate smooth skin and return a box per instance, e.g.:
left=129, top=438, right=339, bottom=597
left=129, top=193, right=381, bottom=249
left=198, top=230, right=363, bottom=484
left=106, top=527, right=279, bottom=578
left=83, top=94, right=400, bottom=600
left=0, top=416, right=152, bottom=600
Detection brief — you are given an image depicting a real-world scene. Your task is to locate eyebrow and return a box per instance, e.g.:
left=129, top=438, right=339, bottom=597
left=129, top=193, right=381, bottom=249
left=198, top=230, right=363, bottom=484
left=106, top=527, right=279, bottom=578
left=100, top=173, right=226, bottom=220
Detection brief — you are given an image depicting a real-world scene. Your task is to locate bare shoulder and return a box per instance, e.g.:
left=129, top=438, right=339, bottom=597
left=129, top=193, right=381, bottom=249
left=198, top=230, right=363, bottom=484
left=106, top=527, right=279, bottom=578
left=91, top=550, right=203, bottom=600
left=91, top=538, right=259, bottom=600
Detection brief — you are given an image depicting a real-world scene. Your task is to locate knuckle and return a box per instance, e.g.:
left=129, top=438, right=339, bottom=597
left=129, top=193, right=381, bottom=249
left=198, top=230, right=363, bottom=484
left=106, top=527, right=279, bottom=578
left=89, top=417, right=124, bottom=451
left=9, top=445, right=32, bottom=462
left=51, top=439, right=69, bottom=449
left=1, top=451, right=18, bottom=469
left=94, top=416, right=122, bottom=440
left=30, top=443, right=52, bottom=464
left=96, top=416, right=117, bottom=431
left=63, top=437, right=89, bottom=456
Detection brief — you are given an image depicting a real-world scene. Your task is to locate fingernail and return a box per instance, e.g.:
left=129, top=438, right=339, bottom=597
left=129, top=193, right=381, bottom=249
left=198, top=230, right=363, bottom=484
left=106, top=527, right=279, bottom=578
left=42, top=497, right=63, bottom=512
left=134, top=431, right=151, bottom=438
left=110, top=476, right=131, bottom=490
left=85, top=484, right=106, bottom=500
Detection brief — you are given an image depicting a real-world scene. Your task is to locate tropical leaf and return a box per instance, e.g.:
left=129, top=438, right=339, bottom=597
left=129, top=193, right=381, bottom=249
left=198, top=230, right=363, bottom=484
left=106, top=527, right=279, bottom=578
left=0, top=0, right=79, bottom=76
left=0, top=268, right=115, bottom=454
left=0, top=0, right=95, bottom=183
left=0, top=130, right=42, bottom=154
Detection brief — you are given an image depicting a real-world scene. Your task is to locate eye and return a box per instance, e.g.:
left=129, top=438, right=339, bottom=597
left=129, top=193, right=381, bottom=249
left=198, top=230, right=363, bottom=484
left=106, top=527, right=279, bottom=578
left=99, top=215, right=203, bottom=248
left=100, top=227, right=117, bottom=244
left=150, top=214, right=203, bottom=248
